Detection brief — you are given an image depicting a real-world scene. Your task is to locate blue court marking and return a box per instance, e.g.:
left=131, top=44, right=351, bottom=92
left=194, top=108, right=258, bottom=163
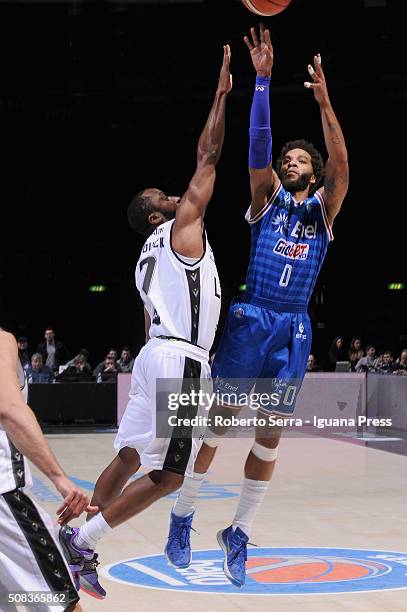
left=101, top=547, right=407, bottom=595
left=67, top=476, right=240, bottom=499
left=31, top=476, right=60, bottom=502
left=31, top=474, right=240, bottom=502
left=68, top=476, right=96, bottom=491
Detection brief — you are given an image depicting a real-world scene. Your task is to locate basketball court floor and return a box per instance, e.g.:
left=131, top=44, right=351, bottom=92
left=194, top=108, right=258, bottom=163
left=29, top=433, right=407, bottom=612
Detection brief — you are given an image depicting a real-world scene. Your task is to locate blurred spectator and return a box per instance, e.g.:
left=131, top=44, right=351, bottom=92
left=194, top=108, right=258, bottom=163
left=17, top=336, right=31, bottom=371
left=26, top=353, right=54, bottom=384
left=36, top=327, right=69, bottom=372
left=64, top=348, right=92, bottom=374
left=306, top=354, right=322, bottom=372
left=348, top=337, right=365, bottom=372
left=396, top=334, right=407, bottom=357
left=57, top=353, right=94, bottom=382
left=355, top=345, right=378, bottom=373
left=93, top=348, right=117, bottom=375
left=327, top=336, right=348, bottom=372
left=375, top=350, right=397, bottom=375
left=94, top=354, right=121, bottom=383
left=116, top=347, right=134, bottom=373
left=394, top=349, right=407, bottom=375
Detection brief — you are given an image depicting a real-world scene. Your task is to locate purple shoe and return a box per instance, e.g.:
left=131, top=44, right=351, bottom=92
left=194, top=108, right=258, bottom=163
left=79, top=554, right=106, bottom=599
left=58, top=525, right=93, bottom=572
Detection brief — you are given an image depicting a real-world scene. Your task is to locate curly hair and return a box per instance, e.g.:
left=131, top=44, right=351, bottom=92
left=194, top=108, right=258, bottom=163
left=127, top=190, right=156, bottom=237
left=276, top=139, right=325, bottom=192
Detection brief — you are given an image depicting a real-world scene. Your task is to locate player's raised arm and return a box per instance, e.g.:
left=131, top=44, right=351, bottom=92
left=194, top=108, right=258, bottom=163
left=172, top=44, right=232, bottom=258
left=304, top=54, right=349, bottom=224
left=244, top=23, right=280, bottom=218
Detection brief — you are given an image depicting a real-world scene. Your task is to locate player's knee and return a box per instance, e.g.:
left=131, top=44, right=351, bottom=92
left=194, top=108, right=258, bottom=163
left=118, top=446, right=141, bottom=474
left=251, top=440, right=279, bottom=462
left=148, top=469, right=184, bottom=494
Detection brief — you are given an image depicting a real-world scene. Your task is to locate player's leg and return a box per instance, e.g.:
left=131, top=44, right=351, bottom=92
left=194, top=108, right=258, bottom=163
left=83, top=351, right=148, bottom=519
left=234, top=313, right=312, bottom=536
left=0, top=490, right=80, bottom=612
left=165, top=404, right=238, bottom=569
left=61, top=341, right=205, bottom=597
left=60, top=465, right=183, bottom=600
left=217, top=307, right=295, bottom=587
left=167, top=300, right=266, bottom=568
left=86, top=446, right=141, bottom=518
left=171, top=398, right=240, bottom=514
left=220, top=313, right=312, bottom=586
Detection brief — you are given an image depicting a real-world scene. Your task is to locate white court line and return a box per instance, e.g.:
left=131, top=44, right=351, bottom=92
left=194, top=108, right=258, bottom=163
left=119, top=561, right=187, bottom=586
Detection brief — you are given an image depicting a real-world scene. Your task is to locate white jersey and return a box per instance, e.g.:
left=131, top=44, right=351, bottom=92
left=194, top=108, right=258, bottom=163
left=0, top=358, right=33, bottom=495
left=136, top=220, right=221, bottom=352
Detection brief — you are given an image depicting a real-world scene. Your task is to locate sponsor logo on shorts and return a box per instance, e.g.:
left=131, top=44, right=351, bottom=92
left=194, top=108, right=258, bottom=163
left=274, top=239, right=309, bottom=260
left=101, top=547, right=407, bottom=594
left=295, top=322, right=307, bottom=340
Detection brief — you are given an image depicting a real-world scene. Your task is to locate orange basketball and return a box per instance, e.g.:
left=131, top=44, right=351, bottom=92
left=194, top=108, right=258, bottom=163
left=241, top=0, right=292, bottom=17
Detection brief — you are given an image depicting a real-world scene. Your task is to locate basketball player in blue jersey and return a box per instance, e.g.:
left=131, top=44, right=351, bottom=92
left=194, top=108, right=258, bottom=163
left=58, top=45, right=232, bottom=598
left=165, top=24, right=349, bottom=587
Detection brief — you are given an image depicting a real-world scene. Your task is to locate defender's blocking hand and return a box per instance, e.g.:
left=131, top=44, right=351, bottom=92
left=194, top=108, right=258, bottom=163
left=218, top=44, right=232, bottom=94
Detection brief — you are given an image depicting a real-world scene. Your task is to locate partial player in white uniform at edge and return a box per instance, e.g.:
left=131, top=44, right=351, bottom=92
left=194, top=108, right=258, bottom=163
left=0, top=329, right=95, bottom=612
left=58, top=44, right=232, bottom=599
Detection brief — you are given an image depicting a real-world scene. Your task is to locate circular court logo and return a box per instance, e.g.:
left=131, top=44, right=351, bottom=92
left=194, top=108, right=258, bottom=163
left=101, top=547, right=407, bottom=595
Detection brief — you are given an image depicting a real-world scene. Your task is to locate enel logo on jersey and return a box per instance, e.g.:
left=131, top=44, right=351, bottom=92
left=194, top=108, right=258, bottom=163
left=274, top=239, right=309, bottom=260
left=291, top=220, right=317, bottom=240
left=101, top=547, right=407, bottom=595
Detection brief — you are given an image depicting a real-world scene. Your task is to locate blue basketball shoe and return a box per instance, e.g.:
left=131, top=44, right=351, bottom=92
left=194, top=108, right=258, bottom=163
left=216, top=525, right=248, bottom=588
left=165, top=511, right=194, bottom=569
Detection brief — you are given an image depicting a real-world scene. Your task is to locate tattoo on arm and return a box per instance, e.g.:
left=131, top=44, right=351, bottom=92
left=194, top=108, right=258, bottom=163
left=325, top=172, right=348, bottom=198
left=324, top=176, right=336, bottom=197
left=328, top=121, right=341, bottom=145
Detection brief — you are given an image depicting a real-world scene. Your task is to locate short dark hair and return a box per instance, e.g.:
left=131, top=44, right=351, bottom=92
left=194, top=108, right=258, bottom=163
left=127, top=190, right=156, bottom=237
left=276, top=139, right=325, bottom=192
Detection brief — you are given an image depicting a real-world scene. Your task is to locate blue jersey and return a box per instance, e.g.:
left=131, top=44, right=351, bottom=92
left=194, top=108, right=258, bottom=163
left=245, top=182, right=333, bottom=307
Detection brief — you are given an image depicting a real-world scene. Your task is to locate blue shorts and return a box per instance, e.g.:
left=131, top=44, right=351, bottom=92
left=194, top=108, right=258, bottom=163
left=212, top=297, right=312, bottom=415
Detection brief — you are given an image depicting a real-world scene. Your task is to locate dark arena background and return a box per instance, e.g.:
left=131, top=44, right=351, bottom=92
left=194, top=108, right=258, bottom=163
left=0, top=0, right=406, bottom=364
left=3, top=2, right=407, bottom=610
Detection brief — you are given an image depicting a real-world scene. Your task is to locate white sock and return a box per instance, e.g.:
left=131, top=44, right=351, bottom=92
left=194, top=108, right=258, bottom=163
left=232, top=478, right=269, bottom=539
left=74, top=512, right=112, bottom=556
left=172, top=472, right=206, bottom=517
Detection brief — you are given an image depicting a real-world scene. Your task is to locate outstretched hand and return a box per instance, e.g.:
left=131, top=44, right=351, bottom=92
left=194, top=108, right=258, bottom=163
left=54, top=475, right=99, bottom=525
left=218, top=44, right=232, bottom=94
left=244, top=23, right=273, bottom=78
left=304, top=54, right=329, bottom=105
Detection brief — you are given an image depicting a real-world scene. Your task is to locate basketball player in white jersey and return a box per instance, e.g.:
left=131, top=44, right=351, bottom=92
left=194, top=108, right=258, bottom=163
left=0, top=329, right=96, bottom=611
left=58, top=44, right=232, bottom=598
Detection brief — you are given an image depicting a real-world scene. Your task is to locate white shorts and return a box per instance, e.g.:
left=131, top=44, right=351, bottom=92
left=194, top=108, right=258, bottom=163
left=114, top=338, right=211, bottom=477
left=0, top=489, right=78, bottom=612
